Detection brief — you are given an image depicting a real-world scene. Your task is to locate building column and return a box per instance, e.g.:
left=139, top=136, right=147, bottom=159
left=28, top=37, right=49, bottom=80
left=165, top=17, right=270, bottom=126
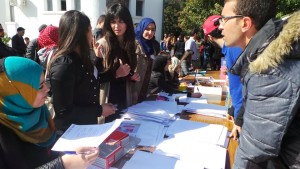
left=66, top=0, right=74, bottom=11
left=52, top=0, right=61, bottom=11
left=81, top=0, right=105, bottom=28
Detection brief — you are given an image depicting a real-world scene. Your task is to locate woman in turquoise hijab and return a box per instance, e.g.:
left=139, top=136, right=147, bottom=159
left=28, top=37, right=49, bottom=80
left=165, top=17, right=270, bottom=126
left=0, top=57, right=98, bottom=169
left=133, top=18, right=160, bottom=103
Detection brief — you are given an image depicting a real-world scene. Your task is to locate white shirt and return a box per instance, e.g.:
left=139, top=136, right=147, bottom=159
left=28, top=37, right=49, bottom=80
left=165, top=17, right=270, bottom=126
left=185, top=37, right=198, bottom=61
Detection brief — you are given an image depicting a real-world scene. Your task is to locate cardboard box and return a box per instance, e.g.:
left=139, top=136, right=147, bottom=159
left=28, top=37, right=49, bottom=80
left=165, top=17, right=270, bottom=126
left=104, top=130, right=129, bottom=147
left=88, top=130, right=129, bottom=169
left=89, top=144, right=124, bottom=169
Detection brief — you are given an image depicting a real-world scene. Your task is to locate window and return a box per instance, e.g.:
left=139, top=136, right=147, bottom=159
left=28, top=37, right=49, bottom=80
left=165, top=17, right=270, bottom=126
left=136, top=0, right=144, bottom=16
left=61, top=0, right=66, bottom=11
left=47, top=0, right=53, bottom=11
left=10, top=6, right=15, bottom=22
left=75, top=0, right=81, bottom=10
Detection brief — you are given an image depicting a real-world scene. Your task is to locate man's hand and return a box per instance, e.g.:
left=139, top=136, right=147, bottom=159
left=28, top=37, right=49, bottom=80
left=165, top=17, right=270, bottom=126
left=229, top=124, right=241, bottom=140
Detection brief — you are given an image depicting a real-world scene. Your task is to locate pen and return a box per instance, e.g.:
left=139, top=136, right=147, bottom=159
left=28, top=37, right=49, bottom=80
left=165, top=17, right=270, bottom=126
left=64, top=151, right=94, bottom=155
left=113, top=104, right=118, bottom=111
left=99, top=45, right=105, bottom=59
left=77, top=151, right=96, bottom=155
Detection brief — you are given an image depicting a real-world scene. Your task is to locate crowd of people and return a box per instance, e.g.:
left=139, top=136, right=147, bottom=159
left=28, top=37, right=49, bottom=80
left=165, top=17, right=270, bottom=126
left=0, top=0, right=299, bottom=169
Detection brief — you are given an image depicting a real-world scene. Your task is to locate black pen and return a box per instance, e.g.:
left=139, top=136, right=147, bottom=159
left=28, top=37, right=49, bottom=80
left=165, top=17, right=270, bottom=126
left=77, top=151, right=96, bottom=155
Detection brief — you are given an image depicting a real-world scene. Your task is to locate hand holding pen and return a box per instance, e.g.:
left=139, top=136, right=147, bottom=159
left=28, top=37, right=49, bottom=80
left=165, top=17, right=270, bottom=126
left=101, top=103, right=118, bottom=117
left=62, top=147, right=98, bottom=169
left=115, top=59, right=131, bottom=78
left=92, top=37, right=105, bottom=59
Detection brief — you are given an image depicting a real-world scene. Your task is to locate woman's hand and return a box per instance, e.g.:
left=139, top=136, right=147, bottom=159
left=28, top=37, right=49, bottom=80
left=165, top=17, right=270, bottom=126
left=130, top=72, right=140, bottom=82
left=115, top=59, right=130, bottom=78
left=229, top=124, right=241, bottom=140
left=101, top=103, right=117, bottom=117
left=62, top=147, right=99, bottom=169
left=191, top=92, right=202, bottom=98
left=93, top=38, right=105, bottom=58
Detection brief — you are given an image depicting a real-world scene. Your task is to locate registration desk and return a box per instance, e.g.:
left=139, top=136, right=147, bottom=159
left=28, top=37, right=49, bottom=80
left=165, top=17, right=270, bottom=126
left=180, top=70, right=238, bottom=169
left=114, top=70, right=238, bottom=169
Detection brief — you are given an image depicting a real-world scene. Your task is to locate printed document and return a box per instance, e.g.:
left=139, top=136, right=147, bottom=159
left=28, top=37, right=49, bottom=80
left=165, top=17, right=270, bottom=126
left=51, top=119, right=122, bottom=152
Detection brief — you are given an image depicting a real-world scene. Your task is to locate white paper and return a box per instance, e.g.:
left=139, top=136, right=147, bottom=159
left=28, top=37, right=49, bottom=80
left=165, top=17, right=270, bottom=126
left=123, top=101, right=178, bottom=124
left=166, top=119, right=227, bottom=147
left=51, top=119, right=123, bottom=152
left=118, top=120, right=165, bottom=146
left=122, top=150, right=178, bottom=169
left=154, top=138, right=227, bottom=169
left=184, top=103, right=227, bottom=118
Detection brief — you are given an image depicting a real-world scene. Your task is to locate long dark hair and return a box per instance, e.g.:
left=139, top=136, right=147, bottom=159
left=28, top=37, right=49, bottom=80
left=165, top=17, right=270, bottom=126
left=102, top=3, right=136, bottom=71
left=53, top=10, right=93, bottom=72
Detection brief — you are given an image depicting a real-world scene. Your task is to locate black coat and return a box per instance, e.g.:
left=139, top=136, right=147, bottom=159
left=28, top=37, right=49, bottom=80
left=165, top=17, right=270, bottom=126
left=0, top=123, right=62, bottom=169
left=11, top=34, right=26, bottom=56
left=148, top=55, right=178, bottom=94
left=25, top=38, right=40, bottom=63
left=49, top=52, right=112, bottom=131
left=0, top=40, right=17, bottom=59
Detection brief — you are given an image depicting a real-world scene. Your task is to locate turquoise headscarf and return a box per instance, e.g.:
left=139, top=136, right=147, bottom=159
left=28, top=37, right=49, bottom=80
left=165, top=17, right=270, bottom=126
left=0, top=57, right=56, bottom=147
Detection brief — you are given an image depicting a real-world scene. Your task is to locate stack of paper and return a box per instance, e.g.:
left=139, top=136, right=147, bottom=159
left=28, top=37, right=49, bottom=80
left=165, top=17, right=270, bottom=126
left=123, top=101, right=179, bottom=125
left=183, top=103, right=227, bottom=118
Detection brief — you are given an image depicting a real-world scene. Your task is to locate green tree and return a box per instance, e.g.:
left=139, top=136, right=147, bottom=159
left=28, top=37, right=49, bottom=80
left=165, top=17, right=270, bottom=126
left=178, top=0, right=223, bottom=36
left=2, top=33, right=11, bottom=46
left=163, top=0, right=299, bottom=38
left=163, top=0, right=183, bottom=38
left=277, top=0, right=300, bottom=18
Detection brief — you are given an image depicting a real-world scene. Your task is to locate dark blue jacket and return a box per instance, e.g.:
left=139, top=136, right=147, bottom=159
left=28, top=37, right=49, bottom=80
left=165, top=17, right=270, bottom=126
left=232, top=12, right=300, bottom=168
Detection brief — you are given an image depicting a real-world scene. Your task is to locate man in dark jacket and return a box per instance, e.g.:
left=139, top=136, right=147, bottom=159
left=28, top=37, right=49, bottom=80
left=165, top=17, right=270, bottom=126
left=0, top=24, right=17, bottom=59
left=11, top=27, right=27, bottom=56
left=220, top=0, right=300, bottom=168
left=25, top=24, right=47, bottom=63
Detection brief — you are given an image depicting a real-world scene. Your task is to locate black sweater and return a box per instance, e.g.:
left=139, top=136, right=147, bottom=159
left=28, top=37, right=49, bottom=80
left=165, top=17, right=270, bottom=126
left=49, top=52, right=113, bottom=131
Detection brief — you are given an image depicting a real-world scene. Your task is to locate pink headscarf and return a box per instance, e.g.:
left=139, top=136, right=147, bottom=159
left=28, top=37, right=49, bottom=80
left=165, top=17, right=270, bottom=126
left=38, top=25, right=59, bottom=49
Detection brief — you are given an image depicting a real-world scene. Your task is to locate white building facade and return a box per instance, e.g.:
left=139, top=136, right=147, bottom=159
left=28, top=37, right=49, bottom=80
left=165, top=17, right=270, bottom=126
left=0, top=0, right=164, bottom=42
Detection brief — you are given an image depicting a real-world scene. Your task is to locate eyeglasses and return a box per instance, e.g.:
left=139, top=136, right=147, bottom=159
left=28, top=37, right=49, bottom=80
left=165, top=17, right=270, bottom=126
left=219, top=15, right=244, bottom=25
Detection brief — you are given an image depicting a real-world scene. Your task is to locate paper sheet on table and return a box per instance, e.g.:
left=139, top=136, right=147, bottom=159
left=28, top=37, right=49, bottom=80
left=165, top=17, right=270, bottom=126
left=166, top=119, right=228, bottom=147
left=154, top=137, right=227, bottom=169
left=51, top=119, right=122, bottom=152
left=184, top=103, right=227, bottom=118
left=118, top=119, right=166, bottom=146
left=122, top=150, right=178, bottom=169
